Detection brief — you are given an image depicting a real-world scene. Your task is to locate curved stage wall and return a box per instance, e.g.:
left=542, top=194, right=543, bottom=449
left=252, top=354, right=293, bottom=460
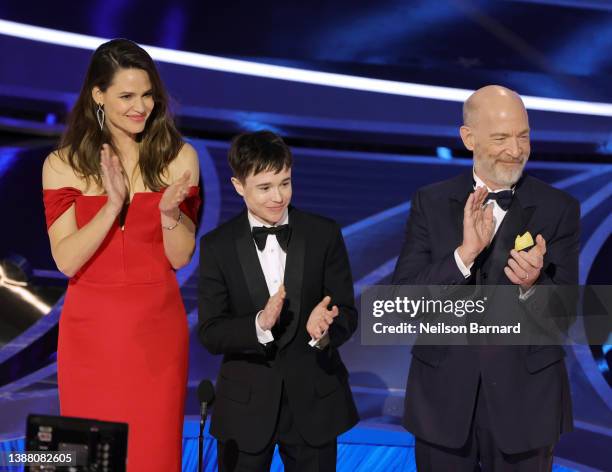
left=0, top=139, right=610, bottom=471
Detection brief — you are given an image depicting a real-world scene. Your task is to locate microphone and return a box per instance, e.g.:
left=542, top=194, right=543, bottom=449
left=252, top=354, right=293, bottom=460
left=197, top=380, right=215, bottom=472
left=198, top=379, right=215, bottom=418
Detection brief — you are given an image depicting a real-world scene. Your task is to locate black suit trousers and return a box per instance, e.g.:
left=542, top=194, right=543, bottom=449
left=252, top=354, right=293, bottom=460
left=415, top=377, right=554, bottom=472
left=217, top=383, right=337, bottom=472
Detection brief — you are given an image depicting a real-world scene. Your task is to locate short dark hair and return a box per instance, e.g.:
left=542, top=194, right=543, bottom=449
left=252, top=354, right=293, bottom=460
left=228, top=131, right=293, bottom=181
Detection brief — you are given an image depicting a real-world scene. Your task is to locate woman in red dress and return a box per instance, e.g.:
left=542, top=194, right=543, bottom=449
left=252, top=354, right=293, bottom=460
left=42, top=39, right=200, bottom=471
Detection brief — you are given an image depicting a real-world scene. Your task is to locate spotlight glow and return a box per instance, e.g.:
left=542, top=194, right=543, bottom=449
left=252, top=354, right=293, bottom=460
left=0, top=265, right=51, bottom=314
left=0, top=19, right=611, bottom=117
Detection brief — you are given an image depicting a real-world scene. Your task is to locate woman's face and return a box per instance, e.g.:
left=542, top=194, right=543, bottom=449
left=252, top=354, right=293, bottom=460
left=93, top=68, right=155, bottom=138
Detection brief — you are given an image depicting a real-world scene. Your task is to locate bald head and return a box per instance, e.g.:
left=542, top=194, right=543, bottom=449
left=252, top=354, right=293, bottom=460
left=459, top=85, right=531, bottom=190
left=463, top=85, right=527, bottom=127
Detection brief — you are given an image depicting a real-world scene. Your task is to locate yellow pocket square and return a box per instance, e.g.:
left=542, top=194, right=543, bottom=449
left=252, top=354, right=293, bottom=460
left=515, top=231, right=534, bottom=251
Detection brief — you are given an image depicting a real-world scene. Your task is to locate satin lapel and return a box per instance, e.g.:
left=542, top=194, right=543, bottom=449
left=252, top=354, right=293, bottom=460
left=486, top=190, right=536, bottom=285
left=451, top=198, right=467, bottom=252
left=278, top=207, right=305, bottom=349
left=235, top=212, right=270, bottom=312
left=450, top=173, right=473, bottom=254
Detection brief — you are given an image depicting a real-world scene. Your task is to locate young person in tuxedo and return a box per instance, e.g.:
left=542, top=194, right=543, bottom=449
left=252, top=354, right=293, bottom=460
left=198, top=130, right=358, bottom=471
left=393, top=86, right=579, bottom=471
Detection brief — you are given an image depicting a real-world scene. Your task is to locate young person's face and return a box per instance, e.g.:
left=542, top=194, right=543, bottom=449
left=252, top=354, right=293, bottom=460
left=232, top=166, right=292, bottom=225
left=92, top=68, right=155, bottom=138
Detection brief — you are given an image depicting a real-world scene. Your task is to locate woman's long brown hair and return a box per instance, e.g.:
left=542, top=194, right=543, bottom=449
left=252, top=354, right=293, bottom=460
left=58, top=38, right=183, bottom=192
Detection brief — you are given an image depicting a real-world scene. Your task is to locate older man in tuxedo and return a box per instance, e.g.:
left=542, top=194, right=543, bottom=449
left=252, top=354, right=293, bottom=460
left=393, top=85, right=579, bottom=471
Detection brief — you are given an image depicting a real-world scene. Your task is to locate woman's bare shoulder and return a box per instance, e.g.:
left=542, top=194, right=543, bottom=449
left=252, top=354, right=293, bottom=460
left=167, top=142, right=199, bottom=185
left=42, top=147, right=86, bottom=190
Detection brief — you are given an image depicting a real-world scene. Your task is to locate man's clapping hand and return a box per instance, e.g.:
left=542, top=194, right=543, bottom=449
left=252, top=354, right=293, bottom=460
left=505, top=234, right=546, bottom=290
left=257, top=285, right=286, bottom=331
left=457, top=186, right=495, bottom=267
left=306, top=296, right=339, bottom=340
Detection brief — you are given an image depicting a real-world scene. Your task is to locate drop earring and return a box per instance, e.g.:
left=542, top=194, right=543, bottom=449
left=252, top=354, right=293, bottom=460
left=96, top=103, right=105, bottom=130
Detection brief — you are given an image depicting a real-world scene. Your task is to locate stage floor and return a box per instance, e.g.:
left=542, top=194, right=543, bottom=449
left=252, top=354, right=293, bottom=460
left=0, top=385, right=608, bottom=471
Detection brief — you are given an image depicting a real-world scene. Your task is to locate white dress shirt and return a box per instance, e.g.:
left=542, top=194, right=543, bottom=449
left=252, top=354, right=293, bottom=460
left=453, top=170, right=534, bottom=300
left=249, top=210, right=288, bottom=344
left=249, top=211, right=329, bottom=348
left=454, top=170, right=511, bottom=276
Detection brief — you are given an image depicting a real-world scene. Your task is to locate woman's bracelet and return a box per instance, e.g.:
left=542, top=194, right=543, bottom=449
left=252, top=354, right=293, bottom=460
left=162, top=209, right=182, bottom=230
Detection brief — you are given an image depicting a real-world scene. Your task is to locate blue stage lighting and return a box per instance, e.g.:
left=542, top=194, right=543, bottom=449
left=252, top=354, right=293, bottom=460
left=0, top=19, right=611, bottom=116
left=0, top=147, right=19, bottom=179
left=238, top=120, right=282, bottom=134
left=597, top=139, right=612, bottom=154
left=436, top=147, right=453, bottom=160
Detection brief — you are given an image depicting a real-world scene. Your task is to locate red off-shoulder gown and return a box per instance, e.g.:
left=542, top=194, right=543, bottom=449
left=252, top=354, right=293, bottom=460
left=42, top=187, right=200, bottom=472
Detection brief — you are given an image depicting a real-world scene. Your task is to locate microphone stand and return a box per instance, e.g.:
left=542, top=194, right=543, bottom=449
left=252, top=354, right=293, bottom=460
left=197, top=379, right=214, bottom=472
left=198, top=401, right=208, bottom=472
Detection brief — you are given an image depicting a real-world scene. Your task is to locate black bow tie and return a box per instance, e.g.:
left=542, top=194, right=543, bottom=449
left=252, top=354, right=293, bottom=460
left=485, top=190, right=513, bottom=211
left=252, top=224, right=291, bottom=251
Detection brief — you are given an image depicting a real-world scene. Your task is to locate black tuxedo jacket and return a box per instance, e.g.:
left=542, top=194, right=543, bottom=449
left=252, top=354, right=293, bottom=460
left=198, top=207, right=359, bottom=453
left=392, top=172, right=579, bottom=454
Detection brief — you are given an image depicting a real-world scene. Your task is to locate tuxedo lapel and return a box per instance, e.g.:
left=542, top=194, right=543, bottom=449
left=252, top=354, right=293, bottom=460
left=447, top=173, right=537, bottom=286
left=235, top=212, right=270, bottom=313
left=484, top=177, right=537, bottom=285
left=450, top=172, right=474, bottom=258
left=277, top=207, right=305, bottom=349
